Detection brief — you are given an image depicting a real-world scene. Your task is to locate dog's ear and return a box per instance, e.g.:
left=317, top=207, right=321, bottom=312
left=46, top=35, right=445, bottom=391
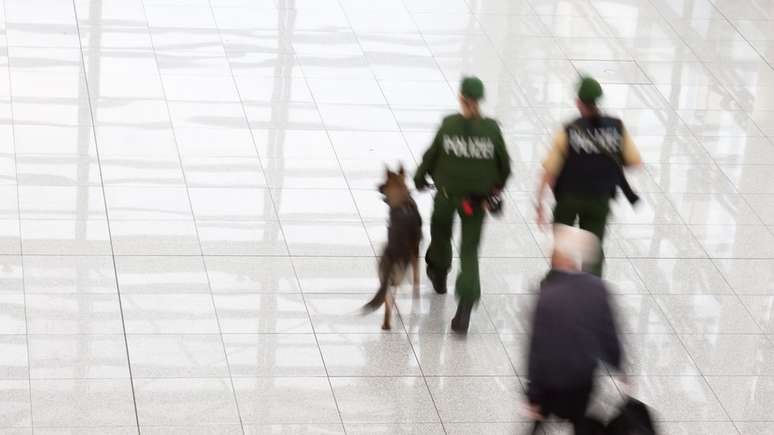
left=398, top=164, right=405, bottom=177
left=385, top=165, right=392, bottom=178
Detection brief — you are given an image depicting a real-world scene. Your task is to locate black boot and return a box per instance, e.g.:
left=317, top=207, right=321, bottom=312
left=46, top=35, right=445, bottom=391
left=451, top=300, right=473, bottom=334
left=426, top=265, right=447, bottom=294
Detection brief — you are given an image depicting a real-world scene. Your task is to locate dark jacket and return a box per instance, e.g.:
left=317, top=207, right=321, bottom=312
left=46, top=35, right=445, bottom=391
left=554, top=115, right=636, bottom=202
left=527, top=270, right=623, bottom=404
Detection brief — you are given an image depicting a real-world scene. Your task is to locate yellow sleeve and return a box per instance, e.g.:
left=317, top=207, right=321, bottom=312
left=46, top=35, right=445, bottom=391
left=621, top=128, right=642, bottom=166
left=542, top=129, right=569, bottom=176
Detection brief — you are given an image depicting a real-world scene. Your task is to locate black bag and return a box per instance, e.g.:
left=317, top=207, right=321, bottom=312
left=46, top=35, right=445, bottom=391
left=606, top=397, right=657, bottom=435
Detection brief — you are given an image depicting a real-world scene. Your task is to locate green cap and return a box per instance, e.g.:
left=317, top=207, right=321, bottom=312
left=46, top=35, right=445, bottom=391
left=460, top=76, right=485, bottom=101
left=577, top=76, right=603, bottom=104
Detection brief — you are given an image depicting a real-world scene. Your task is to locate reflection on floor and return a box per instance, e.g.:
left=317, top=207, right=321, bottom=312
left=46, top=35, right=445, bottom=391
left=0, top=0, right=773, bottom=433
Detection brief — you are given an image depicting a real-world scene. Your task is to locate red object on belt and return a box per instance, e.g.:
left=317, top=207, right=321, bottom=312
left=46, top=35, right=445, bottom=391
left=461, top=199, right=473, bottom=216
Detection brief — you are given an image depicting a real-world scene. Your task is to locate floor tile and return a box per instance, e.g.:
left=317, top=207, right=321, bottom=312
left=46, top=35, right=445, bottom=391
left=409, top=333, right=514, bottom=376
left=479, top=258, right=548, bottom=294
left=622, top=375, right=728, bottom=421
left=720, top=164, right=774, bottom=194
left=182, top=157, right=267, bottom=188
left=121, top=293, right=219, bottom=334
left=197, top=220, right=289, bottom=256
left=30, top=379, right=136, bottom=427
left=141, top=426, right=242, bottom=435
left=26, top=294, right=123, bottom=335
left=0, top=380, right=31, bottom=428
left=613, top=295, right=674, bottom=334
left=292, top=256, right=378, bottom=294
left=306, top=293, right=404, bottom=334
left=426, top=376, right=525, bottom=423
left=109, top=220, right=201, bottom=255
left=345, top=423, right=444, bottom=435
left=705, top=376, right=774, bottom=421
left=682, top=333, right=774, bottom=375
left=274, top=189, right=360, bottom=223
left=476, top=223, right=542, bottom=258
left=282, top=222, right=374, bottom=257
left=205, top=256, right=300, bottom=293
left=20, top=219, right=109, bottom=255
left=134, top=378, right=240, bottom=426
left=483, top=294, right=536, bottom=334
left=714, top=259, right=774, bottom=295
left=655, top=295, right=761, bottom=334
left=214, top=293, right=312, bottom=334
left=104, top=186, right=193, bottom=221
left=497, top=334, right=529, bottom=376
left=263, top=159, right=348, bottom=190
left=668, top=193, right=762, bottom=225
left=126, top=334, right=229, bottom=378
left=397, top=293, right=495, bottom=334
left=0, top=256, right=23, bottom=294
left=234, top=377, right=340, bottom=425
left=243, top=425, right=345, bottom=435
left=22, top=256, right=116, bottom=294
left=744, top=194, right=774, bottom=225
left=631, top=258, right=731, bottom=294
left=739, top=295, right=774, bottom=334
left=115, top=255, right=209, bottom=294
left=331, top=377, right=439, bottom=424
left=223, top=333, right=325, bottom=377
left=0, top=335, right=28, bottom=379
left=736, top=422, right=774, bottom=434
left=18, top=186, right=105, bottom=220
left=188, top=188, right=276, bottom=221
left=690, top=225, right=774, bottom=259
left=445, top=422, right=537, bottom=435
left=318, top=333, right=420, bottom=377
left=614, top=224, right=707, bottom=258
left=621, top=334, right=699, bottom=375
left=603, top=259, right=649, bottom=294
left=0, top=294, right=26, bottom=334
left=28, top=334, right=128, bottom=379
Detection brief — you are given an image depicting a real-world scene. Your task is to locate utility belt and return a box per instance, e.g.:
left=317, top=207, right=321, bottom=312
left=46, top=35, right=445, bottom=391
left=437, top=186, right=504, bottom=217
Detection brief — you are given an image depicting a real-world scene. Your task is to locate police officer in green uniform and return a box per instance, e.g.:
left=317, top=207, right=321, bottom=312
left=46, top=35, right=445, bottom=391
left=414, top=77, right=511, bottom=333
left=536, top=76, right=642, bottom=277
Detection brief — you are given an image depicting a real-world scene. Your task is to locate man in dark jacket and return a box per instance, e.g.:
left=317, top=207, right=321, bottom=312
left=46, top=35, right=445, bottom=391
left=414, top=76, right=511, bottom=333
left=526, top=225, right=624, bottom=434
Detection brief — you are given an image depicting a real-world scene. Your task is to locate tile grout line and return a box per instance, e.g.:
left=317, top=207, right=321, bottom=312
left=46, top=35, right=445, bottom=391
left=331, top=1, right=459, bottom=432
left=204, top=0, right=349, bottom=431
left=68, top=0, right=142, bottom=432
left=704, top=2, right=774, bottom=241
left=289, top=2, right=382, bottom=429
left=632, top=1, right=760, bottom=429
left=137, top=1, right=250, bottom=433
left=2, top=0, right=33, bottom=429
left=467, top=3, right=559, bottom=413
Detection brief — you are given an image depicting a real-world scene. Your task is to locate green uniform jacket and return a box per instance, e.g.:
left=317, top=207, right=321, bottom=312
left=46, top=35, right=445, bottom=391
left=415, top=114, right=511, bottom=197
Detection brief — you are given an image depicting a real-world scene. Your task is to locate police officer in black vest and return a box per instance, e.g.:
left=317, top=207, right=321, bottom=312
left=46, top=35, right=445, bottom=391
left=535, top=76, right=642, bottom=277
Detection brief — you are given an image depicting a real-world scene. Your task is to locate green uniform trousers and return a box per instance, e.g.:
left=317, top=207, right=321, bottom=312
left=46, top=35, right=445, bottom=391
left=425, top=193, right=485, bottom=305
left=553, top=194, right=611, bottom=277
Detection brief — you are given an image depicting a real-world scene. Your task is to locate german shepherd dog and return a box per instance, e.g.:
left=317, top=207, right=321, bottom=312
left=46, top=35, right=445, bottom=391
left=362, top=165, right=423, bottom=330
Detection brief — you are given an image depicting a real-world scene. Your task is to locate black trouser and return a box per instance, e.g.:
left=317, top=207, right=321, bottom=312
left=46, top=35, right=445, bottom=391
left=530, top=382, right=594, bottom=435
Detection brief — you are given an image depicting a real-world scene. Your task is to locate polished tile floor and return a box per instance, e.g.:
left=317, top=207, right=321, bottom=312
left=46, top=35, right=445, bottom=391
left=0, top=0, right=773, bottom=433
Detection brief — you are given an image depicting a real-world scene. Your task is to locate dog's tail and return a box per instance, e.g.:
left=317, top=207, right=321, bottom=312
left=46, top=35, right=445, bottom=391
left=361, top=286, right=387, bottom=314
left=362, top=262, right=390, bottom=314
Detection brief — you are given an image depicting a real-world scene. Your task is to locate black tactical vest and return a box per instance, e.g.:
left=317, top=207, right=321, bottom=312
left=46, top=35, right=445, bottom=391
left=553, top=115, right=625, bottom=198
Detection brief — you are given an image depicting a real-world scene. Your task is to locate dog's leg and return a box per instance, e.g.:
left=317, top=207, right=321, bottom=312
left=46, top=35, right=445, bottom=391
left=382, top=288, right=393, bottom=330
left=411, top=254, right=420, bottom=298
